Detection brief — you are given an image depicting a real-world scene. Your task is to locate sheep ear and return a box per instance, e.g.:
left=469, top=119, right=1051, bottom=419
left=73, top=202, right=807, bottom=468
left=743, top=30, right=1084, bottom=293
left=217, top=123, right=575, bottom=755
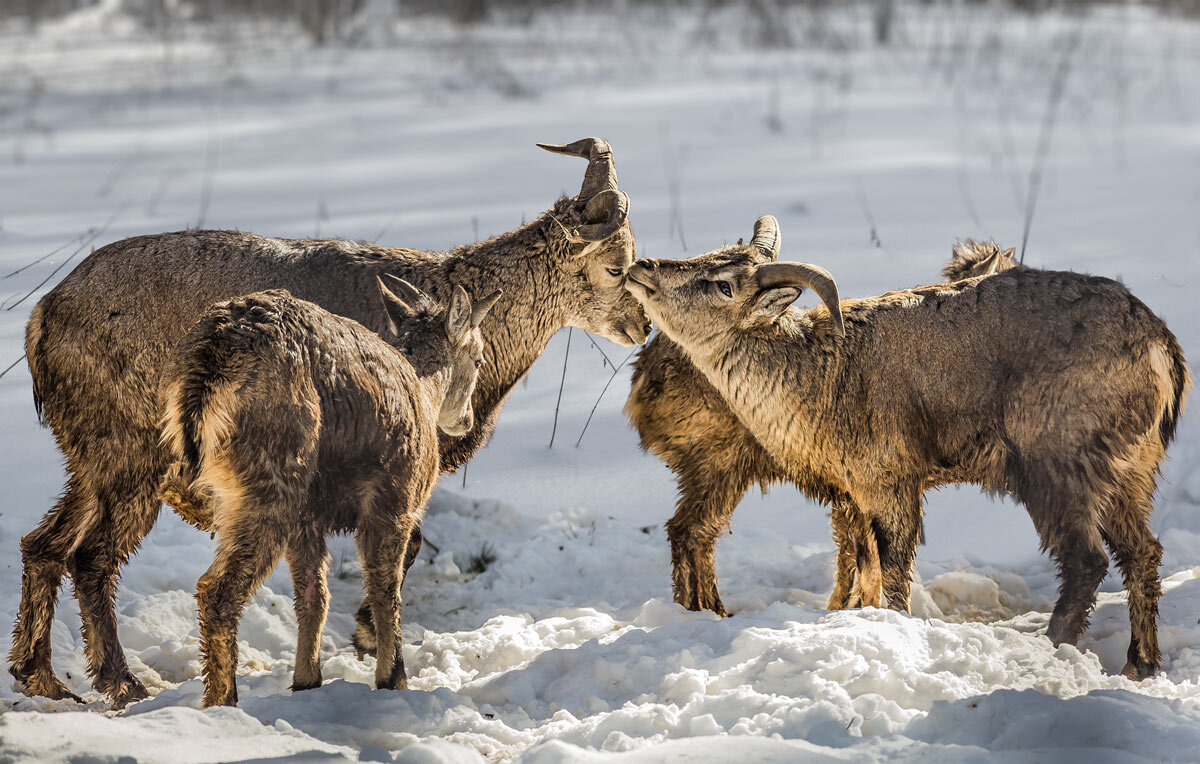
left=751, top=286, right=802, bottom=321
left=446, top=285, right=472, bottom=341
left=1002, top=248, right=1016, bottom=259
left=377, top=275, right=420, bottom=335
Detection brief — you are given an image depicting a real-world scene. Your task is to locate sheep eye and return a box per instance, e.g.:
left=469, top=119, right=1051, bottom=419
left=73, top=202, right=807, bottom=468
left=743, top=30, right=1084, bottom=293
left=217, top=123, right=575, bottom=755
left=717, top=281, right=733, bottom=298
left=474, top=359, right=484, bottom=369
left=606, top=267, right=624, bottom=278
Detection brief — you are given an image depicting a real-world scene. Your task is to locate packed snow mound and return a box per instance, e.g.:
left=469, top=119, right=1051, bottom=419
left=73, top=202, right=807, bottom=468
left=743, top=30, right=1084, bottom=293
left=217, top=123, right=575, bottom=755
left=0, top=704, right=351, bottom=763
left=5, top=492, right=1200, bottom=762
left=519, top=690, right=1200, bottom=763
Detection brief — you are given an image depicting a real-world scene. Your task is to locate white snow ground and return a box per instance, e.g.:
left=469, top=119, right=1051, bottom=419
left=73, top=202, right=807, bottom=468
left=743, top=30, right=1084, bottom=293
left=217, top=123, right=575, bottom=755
left=1, top=2, right=1199, bottom=762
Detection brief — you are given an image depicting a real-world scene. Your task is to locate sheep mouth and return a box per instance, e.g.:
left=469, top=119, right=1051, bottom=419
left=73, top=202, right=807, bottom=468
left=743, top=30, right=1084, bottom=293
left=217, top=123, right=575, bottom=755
left=621, top=321, right=652, bottom=346
left=625, top=273, right=657, bottom=297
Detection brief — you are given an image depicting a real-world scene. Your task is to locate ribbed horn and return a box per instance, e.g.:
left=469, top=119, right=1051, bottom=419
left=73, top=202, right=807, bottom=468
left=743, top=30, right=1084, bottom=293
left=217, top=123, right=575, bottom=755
left=471, top=289, right=503, bottom=328
left=379, top=273, right=434, bottom=311
left=570, top=189, right=629, bottom=242
left=750, top=215, right=781, bottom=261
left=536, top=137, right=619, bottom=204
left=756, top=262, right=844, bottom=336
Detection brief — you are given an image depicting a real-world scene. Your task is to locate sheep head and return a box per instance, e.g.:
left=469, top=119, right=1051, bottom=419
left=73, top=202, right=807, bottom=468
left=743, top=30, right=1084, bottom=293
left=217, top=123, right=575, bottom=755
left=538, top=138, right=650, bottom=347
left=625, top=216, right=844, bottom=353
left=377, top=274, right=501, bottom=436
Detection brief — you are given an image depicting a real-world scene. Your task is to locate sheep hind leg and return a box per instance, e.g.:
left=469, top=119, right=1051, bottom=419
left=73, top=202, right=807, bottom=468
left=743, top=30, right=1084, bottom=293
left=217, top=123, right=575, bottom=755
left=197, top=516, right=288, bottom=707
left=1022, top=472, right=1110, bottom=648
left=357, top=519, right=415, bottom=691
left=1102, top=473, right=1163, bottom=680
left=1045, top=534, right=1110, bottom=647
left=666, top=468, right=752, bottom=617
left=68, top=474, right=163, bottom=708
left=352, top=524, right=421, bottom=660
left=286, top=527, right=329, bottom=692
left=8, top=476, right=95, bottom=703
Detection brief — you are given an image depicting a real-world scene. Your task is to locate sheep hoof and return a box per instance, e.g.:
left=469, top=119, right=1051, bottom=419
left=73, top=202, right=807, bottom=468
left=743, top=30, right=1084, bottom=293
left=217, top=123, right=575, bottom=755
left=1121, top=661, right=1156, bottom=682
left=107, top=673, right=150, bottom=708
left=291, top=677, right=322, bottom=693
left=12, top=667, right=83, bottom=703
left=351, top=628, right=377, bottom=661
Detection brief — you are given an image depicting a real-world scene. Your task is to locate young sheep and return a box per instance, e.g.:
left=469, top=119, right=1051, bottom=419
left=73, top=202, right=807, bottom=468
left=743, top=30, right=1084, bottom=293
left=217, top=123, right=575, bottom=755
left=625, top=216, right=1189, bottom=680
left=161, top=278, right=499, bottom=707
left=625, top=236, right=1020, bottom=617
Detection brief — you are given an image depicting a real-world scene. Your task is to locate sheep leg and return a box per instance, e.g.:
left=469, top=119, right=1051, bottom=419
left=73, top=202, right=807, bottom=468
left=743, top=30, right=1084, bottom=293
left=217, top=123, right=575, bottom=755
left=197, top=516, right=287, bottom=707
left=862, top=486, right=921, bottom=612
left=357, top=519, right=415, bottom=691
left=286, top=528, right=329, bottom=692
left=1044, top=533, right=1109, bottom=648
left=159, top=462, right=214, bottom=532
left=352, top=601, right=374, bottom=661
left=827, top=500, right=857, bottom=609
left=1014, top=460, right=1110, bottom=648
left=827, top=498, right=881, bottom=610
left=352, top=524, right=422, bottom=661
left=8, top=477, right=94, bottom=703
left=1102, top=477, right=1163, bottom=680
left=66, top=475, right=161, bottom=708
left=666, top=468, right=753, bottom=617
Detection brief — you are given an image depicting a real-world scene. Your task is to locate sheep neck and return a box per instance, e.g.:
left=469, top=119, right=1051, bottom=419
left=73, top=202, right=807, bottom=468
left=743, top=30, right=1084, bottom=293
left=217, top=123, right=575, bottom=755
left=686, top=310, right=833, bottom=467
left=366, top=216, right=576, bottom=469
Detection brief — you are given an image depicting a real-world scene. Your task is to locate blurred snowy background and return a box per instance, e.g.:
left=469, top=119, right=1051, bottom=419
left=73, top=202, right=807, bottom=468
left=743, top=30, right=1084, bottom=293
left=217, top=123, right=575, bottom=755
left=1, top=1, right=1199, bottom=762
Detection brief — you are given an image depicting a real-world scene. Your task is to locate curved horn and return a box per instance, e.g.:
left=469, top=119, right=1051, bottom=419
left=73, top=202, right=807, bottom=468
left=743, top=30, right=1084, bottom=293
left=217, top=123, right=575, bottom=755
left=536, top=137, right=619, bottom=204
left=750, top=215, right=782, bottom=261
left=471, top=289, right=503, bottom=328
left=379, top=273, right=434, bottom=311
left=756, top=262, right=844, bottom=336
left=570, top=189, right=630, bottom=242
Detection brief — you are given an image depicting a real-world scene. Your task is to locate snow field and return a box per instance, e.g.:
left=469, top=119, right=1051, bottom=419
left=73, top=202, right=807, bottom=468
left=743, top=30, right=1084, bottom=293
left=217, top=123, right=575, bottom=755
left=1, top=2, right=1200, bottom=762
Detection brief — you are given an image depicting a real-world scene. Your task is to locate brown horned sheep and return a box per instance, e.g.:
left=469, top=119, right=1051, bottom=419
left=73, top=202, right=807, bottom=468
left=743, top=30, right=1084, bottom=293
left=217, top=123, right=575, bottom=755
left=625, top=216, right=1189, bottom=680
left=624, top=236, right=1020, bottom=617
left=161, top=278, right=499, bottom=706
left=11, top=138, right=648, bottom=707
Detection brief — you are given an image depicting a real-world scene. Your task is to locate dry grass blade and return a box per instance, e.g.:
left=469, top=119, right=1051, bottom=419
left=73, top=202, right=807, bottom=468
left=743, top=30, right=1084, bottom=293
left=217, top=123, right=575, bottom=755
left=4, top=231, right=85, bottom=279
left=548, top=327, right=572, bottom=448
left=0, top=351, right=27, bottom=379
left=576, top=347, right=638, bottom=448
left=1020, top=24, right=1084, bottom=264
left=6, top=202, right=128, bottom=312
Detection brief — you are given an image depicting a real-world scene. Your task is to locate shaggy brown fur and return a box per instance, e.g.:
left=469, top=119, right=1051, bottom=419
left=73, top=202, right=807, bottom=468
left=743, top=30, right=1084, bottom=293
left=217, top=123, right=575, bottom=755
left=625, top=238, right=1020, bottom=616
left=10, top=138, right=649, bottom=707
left=162, top=280, right=495, bottom=706
left=626, top=217, right=1190, bottom=680
left=941, top=240, right=1019, bottom=281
